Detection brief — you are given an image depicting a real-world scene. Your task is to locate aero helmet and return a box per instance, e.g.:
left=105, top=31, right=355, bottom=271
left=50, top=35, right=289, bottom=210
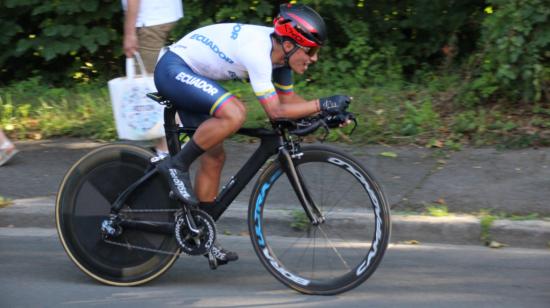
left=273, top=3, right=327, bottom=47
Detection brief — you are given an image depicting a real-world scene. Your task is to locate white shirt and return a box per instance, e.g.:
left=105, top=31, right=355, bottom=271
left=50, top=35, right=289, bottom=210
left=122, top=0, right=183, bottom=27
left=169, top=23, right=277, bottom=99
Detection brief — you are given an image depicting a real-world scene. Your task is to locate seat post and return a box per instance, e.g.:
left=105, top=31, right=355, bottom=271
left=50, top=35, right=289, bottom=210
left=163, top=105, right=181, bottom=156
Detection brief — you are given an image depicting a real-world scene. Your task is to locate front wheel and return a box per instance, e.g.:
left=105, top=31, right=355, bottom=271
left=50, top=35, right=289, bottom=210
left=248, top=145, right=391, bottom=295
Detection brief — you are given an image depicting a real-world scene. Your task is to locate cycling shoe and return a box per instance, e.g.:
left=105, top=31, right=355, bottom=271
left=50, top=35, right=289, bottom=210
left=205, top=242, right=238, bottom=268
left=157, top=159, right=199, bottom=206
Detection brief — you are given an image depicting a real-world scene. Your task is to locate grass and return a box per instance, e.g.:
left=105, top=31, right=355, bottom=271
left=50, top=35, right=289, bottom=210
left=1, top=75, right=549, bottom=149
left=424, top=204, right=450, bottom=217
left=1, top=81, right=116, bottom=141
left=0, top=195, right=13, bottom=208
left=475, top=209, right=545, bottom=244
left=479, top=212, right=497, bottom=243
left=290, top=209, right=310, bottom=232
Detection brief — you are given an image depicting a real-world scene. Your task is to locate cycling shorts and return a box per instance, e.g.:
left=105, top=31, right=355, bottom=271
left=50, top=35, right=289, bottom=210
left=154, top=50, right=236, bottom=127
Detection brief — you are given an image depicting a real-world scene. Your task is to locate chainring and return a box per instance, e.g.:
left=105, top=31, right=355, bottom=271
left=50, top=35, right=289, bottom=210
left=174, top=208, right=216, bottom=256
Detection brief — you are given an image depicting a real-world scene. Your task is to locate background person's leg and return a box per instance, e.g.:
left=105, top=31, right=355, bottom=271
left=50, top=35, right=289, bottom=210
left=137, top=22, right=177, bottom=155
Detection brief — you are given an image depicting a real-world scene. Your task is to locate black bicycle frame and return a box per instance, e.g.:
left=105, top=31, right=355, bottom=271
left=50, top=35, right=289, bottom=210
left=110, top=105, right=321, bottom=234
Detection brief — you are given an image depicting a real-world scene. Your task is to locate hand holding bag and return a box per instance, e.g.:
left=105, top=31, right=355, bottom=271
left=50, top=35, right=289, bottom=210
left=108, top=52, right=165, bottom=140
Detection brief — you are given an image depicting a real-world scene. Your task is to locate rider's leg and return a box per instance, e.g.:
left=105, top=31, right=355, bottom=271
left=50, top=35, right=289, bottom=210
left=157, top=100, right=246, bottom=205
left=194, top=98, right=246, bottom=201
left=188, top=103, right=245, bottom=264
left=161, top=103, right=244, bottom=264
left=195, top=144, right=225, bottom=202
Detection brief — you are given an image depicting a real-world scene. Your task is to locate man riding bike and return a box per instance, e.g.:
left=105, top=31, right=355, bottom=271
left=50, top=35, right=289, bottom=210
left=154, top=3, right=351, bottom=265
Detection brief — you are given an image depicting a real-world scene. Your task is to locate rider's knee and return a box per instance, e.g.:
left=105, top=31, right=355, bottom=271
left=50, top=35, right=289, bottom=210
left=235, top=101, right=247, bottom=125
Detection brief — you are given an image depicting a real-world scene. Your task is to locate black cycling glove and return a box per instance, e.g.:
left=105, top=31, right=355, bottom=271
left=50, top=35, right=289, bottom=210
left=319, top=95, right=351, bottom=115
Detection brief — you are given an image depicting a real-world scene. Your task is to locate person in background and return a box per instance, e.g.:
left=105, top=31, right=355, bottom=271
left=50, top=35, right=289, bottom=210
left=0, top=129, right=18, bottom=166
left=122, top=0, right=184, bottom=156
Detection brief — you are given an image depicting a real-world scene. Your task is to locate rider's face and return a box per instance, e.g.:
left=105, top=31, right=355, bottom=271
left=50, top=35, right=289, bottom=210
left=285, top=42, right=318, bottom=75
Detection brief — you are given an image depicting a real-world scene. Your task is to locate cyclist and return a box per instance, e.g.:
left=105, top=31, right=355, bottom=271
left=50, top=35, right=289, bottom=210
left=154, top=3, right=351, bottom=265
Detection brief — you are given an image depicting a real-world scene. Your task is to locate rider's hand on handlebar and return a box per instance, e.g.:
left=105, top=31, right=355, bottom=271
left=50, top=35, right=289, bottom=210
left=323, top=111, right=355, bottom=129
left=319, top=95, right=352, bottom=115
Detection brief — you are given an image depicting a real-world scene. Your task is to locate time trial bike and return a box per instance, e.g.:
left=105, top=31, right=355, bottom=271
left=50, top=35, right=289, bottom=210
left=56, top=93, right=391, bottom=295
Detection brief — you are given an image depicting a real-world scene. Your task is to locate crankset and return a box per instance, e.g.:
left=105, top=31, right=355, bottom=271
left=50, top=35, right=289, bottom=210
left=175, top=208, right=216, bottom=256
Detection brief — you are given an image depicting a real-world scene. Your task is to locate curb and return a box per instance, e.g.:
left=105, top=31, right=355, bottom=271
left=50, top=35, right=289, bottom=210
left=1, top=197, right=549, bottom=250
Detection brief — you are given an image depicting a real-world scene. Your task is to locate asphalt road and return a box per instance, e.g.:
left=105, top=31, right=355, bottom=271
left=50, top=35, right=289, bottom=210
left=1, top=230, right=549, bottom=308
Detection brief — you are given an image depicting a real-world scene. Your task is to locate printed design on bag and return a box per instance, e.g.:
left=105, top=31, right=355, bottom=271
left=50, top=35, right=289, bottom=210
left=121, top=84, right=163, bottom=135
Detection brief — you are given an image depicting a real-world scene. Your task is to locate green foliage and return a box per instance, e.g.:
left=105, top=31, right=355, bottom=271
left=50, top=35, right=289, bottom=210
left=290, top=209, right=310, bottom=231
left=0, top=0, right=122, bottom=84
left=0, top=0, right=548, bottom=145
left=358, top=0, right=484, bottom=69
left=452, top=110, right=487, bottom=134
left=393, top=99, right=440, bottom=136
left=425, top=204, right=450, bottom=217
left=1, top=75, right=548, bottom=148
left=0, top=80, right=116, bottom=140
left=1, top=1, right=489, bottom=87
left=462, top=0, right=550, bottom=104
left=0, top=195, right=13, bottom=208
left=479, top=211, right=497, bottom=243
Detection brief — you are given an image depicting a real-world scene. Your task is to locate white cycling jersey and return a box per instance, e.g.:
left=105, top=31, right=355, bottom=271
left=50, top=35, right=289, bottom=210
left=169, top=23, right=282, bottom=102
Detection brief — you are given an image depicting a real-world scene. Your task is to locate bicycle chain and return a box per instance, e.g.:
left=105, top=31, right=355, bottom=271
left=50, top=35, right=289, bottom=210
left=103, top=238, right=182, bottom=256
left=120, top=208, right=179, bottom=213
left=103, top=208, right=181, bottom=255
left=103, top=208, right=214, bottom=257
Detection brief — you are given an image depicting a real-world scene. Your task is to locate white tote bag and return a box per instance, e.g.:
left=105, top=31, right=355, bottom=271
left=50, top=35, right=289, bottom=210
left=108, top=52, right=165, bottom=140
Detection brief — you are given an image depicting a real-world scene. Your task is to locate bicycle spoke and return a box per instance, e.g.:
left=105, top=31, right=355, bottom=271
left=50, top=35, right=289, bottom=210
left=311, top=227, right=317, bottom=280
left=319, top=182, right=359, bottom=219
left=317, top=225, right=351, bottom=271
left=321, top=224, right=369, bottom=260
left=278, top=229, right=308, bottom=260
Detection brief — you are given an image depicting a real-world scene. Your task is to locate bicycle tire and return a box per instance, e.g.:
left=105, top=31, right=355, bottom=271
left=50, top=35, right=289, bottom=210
left=56, top=144, right=180, bottom=286
left=248, top=145, right=391, bottom=295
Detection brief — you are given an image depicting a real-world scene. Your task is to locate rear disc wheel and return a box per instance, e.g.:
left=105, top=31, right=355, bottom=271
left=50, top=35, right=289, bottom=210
left=56, top=144, right=180, bottom=286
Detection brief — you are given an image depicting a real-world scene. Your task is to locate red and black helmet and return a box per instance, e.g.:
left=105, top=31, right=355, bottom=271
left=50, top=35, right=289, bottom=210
left=273, top=3, right=327, bottom=47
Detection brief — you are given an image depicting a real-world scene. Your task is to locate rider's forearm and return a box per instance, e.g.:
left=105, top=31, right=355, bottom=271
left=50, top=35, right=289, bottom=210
left=279, top=92, right=308, bottom=105
left=263, top=98, right=320, bottom=119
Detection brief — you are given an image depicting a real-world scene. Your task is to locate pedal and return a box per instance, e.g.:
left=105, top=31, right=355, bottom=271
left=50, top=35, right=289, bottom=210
left=207, top=252, right=218, bottom=270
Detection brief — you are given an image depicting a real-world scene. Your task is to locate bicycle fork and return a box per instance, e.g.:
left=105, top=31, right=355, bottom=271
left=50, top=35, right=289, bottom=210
left=278, top=148, right=325, bottom=225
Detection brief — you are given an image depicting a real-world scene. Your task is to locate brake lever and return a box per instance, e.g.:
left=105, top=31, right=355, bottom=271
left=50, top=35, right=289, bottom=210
left=348, top=115, right=358, bottom=136
left=319, top=120, right=330, bottom=143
